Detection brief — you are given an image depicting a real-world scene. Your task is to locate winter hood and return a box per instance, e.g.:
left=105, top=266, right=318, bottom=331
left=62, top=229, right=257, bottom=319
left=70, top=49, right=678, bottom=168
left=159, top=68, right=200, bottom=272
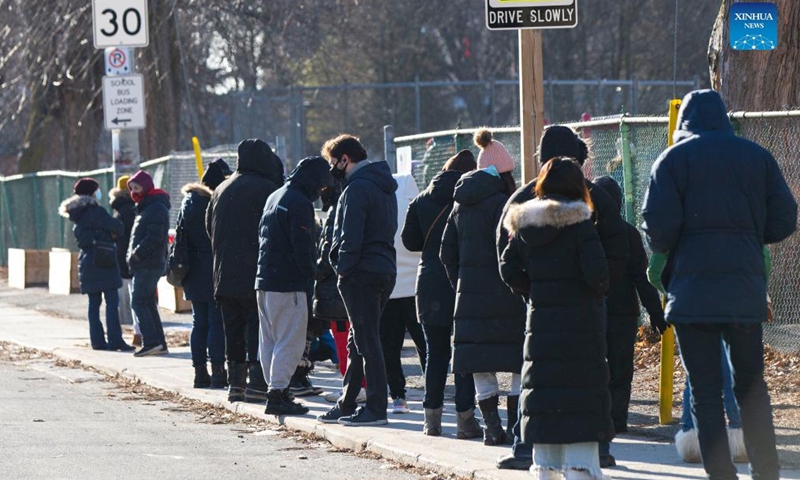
left=109, top=187, right=132, bottom=205
left=287, top=156, right=334, bottom=201
left=429, top=170, right=463, bottom=205
left=181, top=182, right=213, bottom=198
left=392, top=174, right=422, bottom=299
left=59, top=194, right=97, bottom=221
left=503, top=196, right=592, bottom=246
left=453, top=169, right=503, bottom=206
left=237, top=138, right=285, bottom=186
left=592, top=176, right=622, bottom=213
left=347, top=160, right=398, bottom=194
left=137, top=189, right=171, bottom=211
left=673, top=89, right=733, bottom=143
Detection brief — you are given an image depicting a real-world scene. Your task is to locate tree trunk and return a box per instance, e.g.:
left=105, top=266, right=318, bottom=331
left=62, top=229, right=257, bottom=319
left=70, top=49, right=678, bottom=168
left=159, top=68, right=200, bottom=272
left=709, top=0, right=800, bottom=110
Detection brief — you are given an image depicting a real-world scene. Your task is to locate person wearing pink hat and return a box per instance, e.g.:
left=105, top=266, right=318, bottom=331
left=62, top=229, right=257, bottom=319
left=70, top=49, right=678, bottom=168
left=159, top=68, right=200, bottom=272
left=474, top=128, right=518, bottom=197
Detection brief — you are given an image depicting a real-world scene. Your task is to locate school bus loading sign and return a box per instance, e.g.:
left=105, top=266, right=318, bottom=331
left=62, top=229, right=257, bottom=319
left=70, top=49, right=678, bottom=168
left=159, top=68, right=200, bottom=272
left=486, top=0, right=578, bottom=30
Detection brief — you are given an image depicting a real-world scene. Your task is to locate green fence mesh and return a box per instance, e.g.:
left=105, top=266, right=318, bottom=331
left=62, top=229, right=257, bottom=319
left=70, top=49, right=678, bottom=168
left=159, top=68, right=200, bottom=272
left=395, top=113, right=800, bottom=353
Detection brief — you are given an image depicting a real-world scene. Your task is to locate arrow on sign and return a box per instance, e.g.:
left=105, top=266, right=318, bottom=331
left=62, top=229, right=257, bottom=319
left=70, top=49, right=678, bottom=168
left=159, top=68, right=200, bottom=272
left=112, top=117, right=132, bottom=125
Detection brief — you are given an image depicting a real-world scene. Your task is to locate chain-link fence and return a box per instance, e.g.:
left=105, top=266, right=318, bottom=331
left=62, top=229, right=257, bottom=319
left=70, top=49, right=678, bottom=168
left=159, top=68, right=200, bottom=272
left=395, top=111, right=800, bottom=353
left=0, top=144, right=240, bottom=267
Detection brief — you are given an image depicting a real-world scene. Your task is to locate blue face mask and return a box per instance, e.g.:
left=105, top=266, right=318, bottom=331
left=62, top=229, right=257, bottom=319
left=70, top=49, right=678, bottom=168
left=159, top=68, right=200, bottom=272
left=94, top=189, right=102, bottom=202
left=483, top=165, right=500, bottom=178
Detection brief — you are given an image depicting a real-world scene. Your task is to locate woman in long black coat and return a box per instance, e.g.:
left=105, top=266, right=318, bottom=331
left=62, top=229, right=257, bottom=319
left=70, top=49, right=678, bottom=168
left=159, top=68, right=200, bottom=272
left=440, top=167, right=526, bottom=446
left=179, top=159, right=232, bottom=388
left=59, top=178, right=133, bottom=352
left=401, top=150, right=480, bottom=438
left=499, top=158, right=612, bottom=480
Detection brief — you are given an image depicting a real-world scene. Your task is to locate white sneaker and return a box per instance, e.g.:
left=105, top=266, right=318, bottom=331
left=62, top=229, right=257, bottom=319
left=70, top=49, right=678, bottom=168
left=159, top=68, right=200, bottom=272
left=391, top=397, right=410, bottom=414
left=324, top=389, right=367, bottom=404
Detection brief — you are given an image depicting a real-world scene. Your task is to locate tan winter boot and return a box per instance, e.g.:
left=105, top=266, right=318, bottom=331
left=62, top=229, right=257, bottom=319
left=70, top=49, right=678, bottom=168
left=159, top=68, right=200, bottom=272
left=456, top=409, right=483, bottom=439
left=423, top=407, right=443, bottom=436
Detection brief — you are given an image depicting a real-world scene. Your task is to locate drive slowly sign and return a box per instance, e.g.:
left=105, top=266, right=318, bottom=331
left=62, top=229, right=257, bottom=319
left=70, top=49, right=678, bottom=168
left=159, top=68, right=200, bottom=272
left=102, top=74, right=146, bottom=130
left=486, top=0, right=578, bottom=30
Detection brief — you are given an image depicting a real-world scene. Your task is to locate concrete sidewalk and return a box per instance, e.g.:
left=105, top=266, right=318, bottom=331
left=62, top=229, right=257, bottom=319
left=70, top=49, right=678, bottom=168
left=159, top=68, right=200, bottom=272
left=1, top=302, right=798, bottom=480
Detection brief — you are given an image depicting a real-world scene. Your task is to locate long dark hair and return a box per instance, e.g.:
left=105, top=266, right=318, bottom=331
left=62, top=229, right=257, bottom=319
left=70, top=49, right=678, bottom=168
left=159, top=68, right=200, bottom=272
left=534, top=157, right=593, bottom=211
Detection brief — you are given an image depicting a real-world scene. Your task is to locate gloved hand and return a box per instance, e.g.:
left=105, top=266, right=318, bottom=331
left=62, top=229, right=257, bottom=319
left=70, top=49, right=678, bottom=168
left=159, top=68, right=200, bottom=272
left=647, top=252, right=668, bottom=295
left=649, top=311, right=668, bottom=335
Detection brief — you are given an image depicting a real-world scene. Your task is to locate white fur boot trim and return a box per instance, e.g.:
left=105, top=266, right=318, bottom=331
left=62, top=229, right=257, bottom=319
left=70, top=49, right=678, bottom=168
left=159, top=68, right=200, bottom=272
left=728, top=427, right=749, bottom=463
left=675, top=429, right=702, bottom=463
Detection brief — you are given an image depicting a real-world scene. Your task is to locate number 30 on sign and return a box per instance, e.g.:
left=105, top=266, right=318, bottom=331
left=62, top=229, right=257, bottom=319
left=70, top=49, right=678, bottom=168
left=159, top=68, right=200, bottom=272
left=92, top=0, right=149, bottom=49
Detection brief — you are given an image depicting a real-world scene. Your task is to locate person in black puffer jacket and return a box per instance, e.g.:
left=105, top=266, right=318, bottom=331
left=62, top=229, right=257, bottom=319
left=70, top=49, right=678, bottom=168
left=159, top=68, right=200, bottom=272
left=109, top=175, right=140, bottom=345
left=206, top=138, right=285, bottom=403
left=59, top=178, right=133, bottom=352
left=127, top=170, right=171, bottom=357
left=401, top=150, right=480, bottom=439
left=500, top=157, right=612, bottom=480
left=592, top=175, right=666, bottom=466
left=440, top=156, right=526, bottom=446
left=179, top=158, right=232, bottom=389
left=495, top=125, right=629, bottom=471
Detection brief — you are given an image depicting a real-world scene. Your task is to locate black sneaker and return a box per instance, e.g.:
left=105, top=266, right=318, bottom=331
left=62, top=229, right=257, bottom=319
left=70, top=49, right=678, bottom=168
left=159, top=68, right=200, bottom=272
left=108, top=343, right=136, bottom=352
left=289, top=376, right=315, bottom=397
left=317, top=403, right=355, bottom=424
left=337, top=407, right=388, bottom=427
left=265, top=389, right=309, bottom=416
left=599, top=454, right=617, bottom=468
left=133, top=344, right=167, bottom=357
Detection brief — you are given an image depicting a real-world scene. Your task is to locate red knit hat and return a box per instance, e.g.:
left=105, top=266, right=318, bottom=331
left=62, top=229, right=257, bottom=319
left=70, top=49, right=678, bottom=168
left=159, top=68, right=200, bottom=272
left=128, top=170, right=154, bottom=193
left=474, top=129, right=516, bottom=174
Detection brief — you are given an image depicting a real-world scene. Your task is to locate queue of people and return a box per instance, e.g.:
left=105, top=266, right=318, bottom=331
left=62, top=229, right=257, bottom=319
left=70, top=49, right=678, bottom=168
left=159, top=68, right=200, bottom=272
left=58, top=89, right=796, bottom=480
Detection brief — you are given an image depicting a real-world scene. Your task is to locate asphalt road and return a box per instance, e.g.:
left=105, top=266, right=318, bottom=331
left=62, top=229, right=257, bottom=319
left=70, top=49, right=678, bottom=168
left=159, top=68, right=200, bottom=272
left=0, top=359, right=427, bottom=480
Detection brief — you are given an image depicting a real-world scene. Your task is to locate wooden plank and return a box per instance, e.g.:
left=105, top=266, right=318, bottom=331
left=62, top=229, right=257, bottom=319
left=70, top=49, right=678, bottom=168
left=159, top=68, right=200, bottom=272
left=8, top=248, right=49, bottom=288
left=518, top=29, right=545, bottom=184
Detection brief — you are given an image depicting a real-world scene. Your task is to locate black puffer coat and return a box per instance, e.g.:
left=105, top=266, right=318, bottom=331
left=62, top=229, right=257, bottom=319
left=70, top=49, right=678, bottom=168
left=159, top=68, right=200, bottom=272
left=128, top=190, right=170, bottom=274
left=206, top=140, right=284, bottom=299
left=179, top=183, right=214, bottom=303
left=498, top=178, right=628, bottom=292
left=401, top=170, right=462, bottom=327
left=109, top=188, right=135, bottom=279
left=314, top=200, right=348, bottom=321
left=440, top=169, right=525, bottom=374
left=59, top=195, right=124, bottom=294
left=500, top=195, right=613, bottom=444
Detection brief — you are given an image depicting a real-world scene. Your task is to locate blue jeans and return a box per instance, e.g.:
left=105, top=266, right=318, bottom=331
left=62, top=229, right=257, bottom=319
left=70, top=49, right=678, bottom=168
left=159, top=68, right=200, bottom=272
left=675, top=323, right=780, bottom=480
left=87, top=289, right=124, bottom=349
left=421, top=323, right=476, bottom=412
left=131, top=268, right=166, bottom=349
left=682, top=340, right=742, bottom=431
left=190, top=301, right=226, bottom=365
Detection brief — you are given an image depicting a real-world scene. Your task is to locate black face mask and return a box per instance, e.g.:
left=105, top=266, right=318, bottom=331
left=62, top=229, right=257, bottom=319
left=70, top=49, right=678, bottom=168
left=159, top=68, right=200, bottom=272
left=330, top=159, right=347, bottom=181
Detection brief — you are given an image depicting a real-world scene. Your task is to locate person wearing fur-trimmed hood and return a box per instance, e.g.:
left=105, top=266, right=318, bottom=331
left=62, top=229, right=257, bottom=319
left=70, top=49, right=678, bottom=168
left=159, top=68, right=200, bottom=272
left=499, top=158, right=612, bottom=480
left=180, top=158, right=232, bottom=389
left=59, top=177, right=133, bottom=352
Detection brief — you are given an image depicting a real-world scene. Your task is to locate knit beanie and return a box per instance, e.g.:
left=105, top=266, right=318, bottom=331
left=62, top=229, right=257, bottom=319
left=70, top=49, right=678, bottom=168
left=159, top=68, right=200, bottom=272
left=73, top=178, right=99, bottom=196
left=128, top=170, right=154, bottom=193
left=201, top=158, right=233, bottom=190
left=116, top=175, right=130, bottom=191
left=539, top=125, right=589, bottom=166
left=442, top=149, right=477, bottom=173
left=474, top=129, right=515, bottom=174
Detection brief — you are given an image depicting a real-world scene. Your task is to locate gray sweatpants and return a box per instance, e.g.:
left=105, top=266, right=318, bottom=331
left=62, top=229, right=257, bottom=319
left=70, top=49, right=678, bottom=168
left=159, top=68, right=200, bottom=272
left=256, top=291, right=308, bottom=391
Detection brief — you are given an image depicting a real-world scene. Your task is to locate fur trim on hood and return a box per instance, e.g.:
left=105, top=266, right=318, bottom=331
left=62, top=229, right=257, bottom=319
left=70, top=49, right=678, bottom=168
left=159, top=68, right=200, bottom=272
left=181, top=182, right=213, bottom=198
left=59, top=194, right=97, bottom=219
left=503, top=198, right=591, bottom=234
left=109, top=187, right=130, bottom=203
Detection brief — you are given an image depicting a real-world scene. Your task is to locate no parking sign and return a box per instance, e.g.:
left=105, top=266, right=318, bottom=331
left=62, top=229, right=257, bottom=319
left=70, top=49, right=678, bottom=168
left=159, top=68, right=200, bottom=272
left=104, top=47, right=133, bottom=75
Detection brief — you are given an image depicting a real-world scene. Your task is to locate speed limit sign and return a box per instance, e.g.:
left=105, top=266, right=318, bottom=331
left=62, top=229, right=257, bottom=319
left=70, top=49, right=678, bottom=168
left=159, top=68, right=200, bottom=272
left=92, top=0, right=149, bottom=48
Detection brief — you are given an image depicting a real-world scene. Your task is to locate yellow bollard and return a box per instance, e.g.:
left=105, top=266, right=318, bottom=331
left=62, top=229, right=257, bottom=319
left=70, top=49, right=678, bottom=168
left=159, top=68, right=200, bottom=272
left=658, top=99, right=682, bottom=424
left=192, top=136, right=204, bottom=179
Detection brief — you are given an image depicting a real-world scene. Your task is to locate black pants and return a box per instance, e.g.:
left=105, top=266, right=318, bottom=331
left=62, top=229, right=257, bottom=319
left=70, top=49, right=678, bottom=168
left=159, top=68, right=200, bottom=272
left=607, top=314, right=638, bottom=433
left=338, top=270, right=396, bottom=417
left=217, top=296, right=260, bottom=364
left=675, top=322, right=779, bottom=480
left=421, top=323, right=476, bottom=412
left=380, top=296, right=427, bottom=400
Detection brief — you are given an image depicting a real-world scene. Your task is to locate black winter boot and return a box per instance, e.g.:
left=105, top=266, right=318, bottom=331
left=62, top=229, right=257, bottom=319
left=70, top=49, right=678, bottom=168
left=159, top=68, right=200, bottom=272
left=265, top=389, right=309, bottom=416
left=227, top=361, right=247, bottom=403
left=478, top=395, right=506, bottom=446
left=193, top=364, right=211, bottom=388
left=210, top=362, right=227, bottom=389
left=244, top=362, right=269, bottom=404
left=505, top=395, right=519, bottom=445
